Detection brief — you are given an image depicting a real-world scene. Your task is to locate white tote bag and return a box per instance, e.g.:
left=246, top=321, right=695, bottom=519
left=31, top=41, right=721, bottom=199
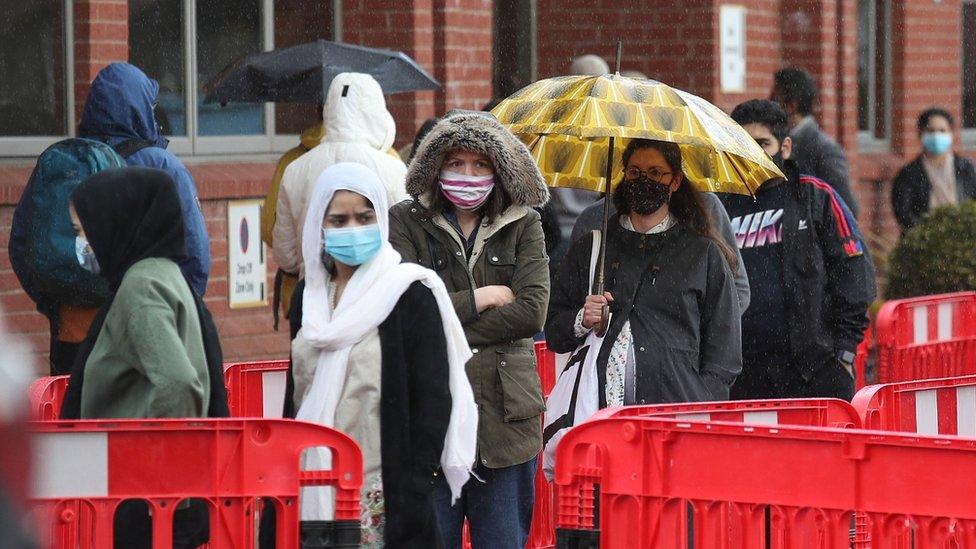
left=542, top=231, right=606, bottom=481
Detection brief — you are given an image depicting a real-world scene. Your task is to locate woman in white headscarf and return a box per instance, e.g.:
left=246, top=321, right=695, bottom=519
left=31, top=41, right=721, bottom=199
left=285, top=162, right=477, bottom=548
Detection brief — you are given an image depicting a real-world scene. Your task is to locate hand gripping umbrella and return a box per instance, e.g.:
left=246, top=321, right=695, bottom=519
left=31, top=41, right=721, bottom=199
left=490, top=48, right=782, bottom=335
left=204, top=39, right=439, bottom=103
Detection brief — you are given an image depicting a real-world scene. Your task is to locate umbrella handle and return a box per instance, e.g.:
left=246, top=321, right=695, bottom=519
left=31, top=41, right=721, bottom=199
left=596, top=304, right=610, bottom=337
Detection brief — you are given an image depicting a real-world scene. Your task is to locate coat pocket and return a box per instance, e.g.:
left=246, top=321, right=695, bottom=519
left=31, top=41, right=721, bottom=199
left=485, top=249, right=517, bottom=286
left=496, top=348, right=546, bottom=422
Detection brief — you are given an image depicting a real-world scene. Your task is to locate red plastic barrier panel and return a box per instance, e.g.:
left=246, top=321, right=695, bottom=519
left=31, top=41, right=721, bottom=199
left=855, top=324, right=872, bottom=389
left=223, top=360, right=290, bottom=418
left=554, top=416, right=976, bottom=548
left=528, top=341, right=557, bottom=549
left=874, top=291, right=976, bottom=383
left=853, top=374, right=976, bottom=435
left=28, top=418, right=362, bottom=549
left=28, top=376, right=69, bottom=421
left=590, top=398, right=861, bottom=429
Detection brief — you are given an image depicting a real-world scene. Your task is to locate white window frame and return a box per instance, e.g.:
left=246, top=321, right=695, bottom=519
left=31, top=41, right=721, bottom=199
left=160, top=0, right=340, bottom=157
left=963, top=0, right=976, bottom=147
left=0, top=0, right=75, bottom=158
left=857, top=0, right=892, bottom=152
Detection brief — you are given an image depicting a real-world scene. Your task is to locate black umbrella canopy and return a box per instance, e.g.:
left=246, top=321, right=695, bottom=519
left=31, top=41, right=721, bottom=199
left=204, top=39, right=440, bottom=103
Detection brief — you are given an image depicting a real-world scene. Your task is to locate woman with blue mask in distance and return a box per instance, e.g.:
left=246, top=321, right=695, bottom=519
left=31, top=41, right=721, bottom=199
left=285, top=162, right=477, bottom=548
left=60, top=167, right=229, bottom=549
left=892, top=107, right=976, bottom=232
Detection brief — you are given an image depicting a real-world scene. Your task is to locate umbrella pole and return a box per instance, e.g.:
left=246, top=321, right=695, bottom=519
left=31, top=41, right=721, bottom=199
left=594, top=136, right=614, bottom=337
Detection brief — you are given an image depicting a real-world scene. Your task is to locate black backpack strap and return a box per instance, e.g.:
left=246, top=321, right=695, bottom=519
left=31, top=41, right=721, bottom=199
left=112, top=138, right=157, bottom=158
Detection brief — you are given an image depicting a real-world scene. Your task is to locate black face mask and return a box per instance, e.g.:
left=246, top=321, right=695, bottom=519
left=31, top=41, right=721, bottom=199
left=615, top=177, right=672, bottom=215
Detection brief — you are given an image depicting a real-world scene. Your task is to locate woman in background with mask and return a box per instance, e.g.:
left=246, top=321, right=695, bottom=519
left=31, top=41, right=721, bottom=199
left=546, top=139, right=741, bottom=410
left=892, top=107, right=976, bottom=232
left=389, top=112, right=550, bottom=549
left=286, top=162, right=476, bottom=548
left=60, top=167, right=228, bottom=549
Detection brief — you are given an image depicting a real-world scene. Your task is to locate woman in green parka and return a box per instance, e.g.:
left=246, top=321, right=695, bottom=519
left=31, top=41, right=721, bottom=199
left=388, top=111, right=550, bottom=549
left=60, top=167, right=228, bottom=549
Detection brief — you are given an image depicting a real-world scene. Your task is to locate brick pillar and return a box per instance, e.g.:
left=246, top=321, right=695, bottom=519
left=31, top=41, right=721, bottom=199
left=890, top=0, right=963, bottom=155
left=73, top=0, right=129, bottom=124
left=780, top=0, right=845, bottom=141
left=431, top=0, right=494, bottom=114
left=343, top=1, right=438, bottom=149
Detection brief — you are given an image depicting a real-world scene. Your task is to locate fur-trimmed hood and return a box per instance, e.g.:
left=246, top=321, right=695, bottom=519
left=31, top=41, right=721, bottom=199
left=406, top=112, right=549, bottom=207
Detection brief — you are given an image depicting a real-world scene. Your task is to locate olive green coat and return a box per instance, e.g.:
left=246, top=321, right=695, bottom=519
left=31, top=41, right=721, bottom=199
left=389, top=111, right=551, bottom=468
left=390, top=200, right=549, bottom=468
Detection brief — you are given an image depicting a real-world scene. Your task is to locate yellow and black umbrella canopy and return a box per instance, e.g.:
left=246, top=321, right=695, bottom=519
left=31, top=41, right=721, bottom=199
left=490, top=74, right=784, bottom=195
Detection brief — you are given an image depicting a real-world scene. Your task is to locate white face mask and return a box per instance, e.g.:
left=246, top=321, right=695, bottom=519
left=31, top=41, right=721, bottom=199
left=75, top=236, right=100, bottom=275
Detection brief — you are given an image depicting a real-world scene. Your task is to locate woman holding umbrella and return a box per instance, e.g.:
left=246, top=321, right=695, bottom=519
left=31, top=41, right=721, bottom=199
left=389, top=111, right=550, bottom=548
left=546, top=138, right=742, bottom=407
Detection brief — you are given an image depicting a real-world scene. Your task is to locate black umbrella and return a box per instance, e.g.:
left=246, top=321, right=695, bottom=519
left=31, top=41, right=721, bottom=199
left=204, top=39, right=440, bottom=104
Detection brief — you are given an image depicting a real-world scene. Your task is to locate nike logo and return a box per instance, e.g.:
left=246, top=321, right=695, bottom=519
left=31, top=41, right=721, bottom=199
left=798, top=219, right=808, bottom=230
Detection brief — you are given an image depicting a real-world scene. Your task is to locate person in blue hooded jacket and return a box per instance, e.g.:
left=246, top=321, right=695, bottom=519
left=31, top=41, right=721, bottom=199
left=78, top=62, right=211, bottom=296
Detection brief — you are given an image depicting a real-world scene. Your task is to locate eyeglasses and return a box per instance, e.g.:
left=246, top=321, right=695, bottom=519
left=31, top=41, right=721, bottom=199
left=624, top=167, right=673, bottom=183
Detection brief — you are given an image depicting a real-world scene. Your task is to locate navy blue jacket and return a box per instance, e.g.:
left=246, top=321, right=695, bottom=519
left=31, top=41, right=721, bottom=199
left=78, top=63, right=211, bottom=296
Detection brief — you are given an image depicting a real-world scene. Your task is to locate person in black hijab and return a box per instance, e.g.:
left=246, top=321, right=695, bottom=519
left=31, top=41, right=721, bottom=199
left=59, top=167, right=228, bottom=549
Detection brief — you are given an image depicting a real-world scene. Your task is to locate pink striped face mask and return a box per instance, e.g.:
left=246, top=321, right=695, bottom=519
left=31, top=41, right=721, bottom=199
left=439, top=170, right=495, bottom=210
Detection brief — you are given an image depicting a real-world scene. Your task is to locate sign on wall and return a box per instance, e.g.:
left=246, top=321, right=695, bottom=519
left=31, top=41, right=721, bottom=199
left=228, top=199, right=267, bottom=309
left=720, top=5, right=747, bottom=93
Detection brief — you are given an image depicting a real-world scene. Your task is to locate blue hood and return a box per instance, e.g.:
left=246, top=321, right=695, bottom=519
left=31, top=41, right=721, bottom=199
left=78, top=63, right=167, bottom=147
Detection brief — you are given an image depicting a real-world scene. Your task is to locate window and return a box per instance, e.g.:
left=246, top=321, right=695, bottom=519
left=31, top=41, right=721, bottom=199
left=129, top=0, right=186, bottom=136
left=856, top=0, right=891, bottom=145
left=964, top=1, right=976, bottom=130
left=128, top=0, right=335, bottom=156
left=0, top=0, right=72, bottom=154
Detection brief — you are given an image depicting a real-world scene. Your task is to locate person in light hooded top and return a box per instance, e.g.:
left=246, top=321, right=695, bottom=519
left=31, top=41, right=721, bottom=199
left=273, top=73, right=409, bottom=281
left=286, top=162, right=477, bottom=547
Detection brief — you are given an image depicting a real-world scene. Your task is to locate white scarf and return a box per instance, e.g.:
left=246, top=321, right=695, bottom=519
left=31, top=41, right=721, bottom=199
left=296, top=162, right=477, bottom=520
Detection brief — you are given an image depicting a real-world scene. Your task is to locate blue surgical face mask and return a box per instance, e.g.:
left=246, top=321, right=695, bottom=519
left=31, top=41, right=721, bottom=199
left=322, top=224, right=383, bottom=267
left=922, top=132, right=952, bottom=155
left=75, top=236, right=100, bottom=275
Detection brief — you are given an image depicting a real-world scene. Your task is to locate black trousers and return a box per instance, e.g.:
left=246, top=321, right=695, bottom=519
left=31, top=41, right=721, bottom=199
left=730, top=357, right=855, bottom=401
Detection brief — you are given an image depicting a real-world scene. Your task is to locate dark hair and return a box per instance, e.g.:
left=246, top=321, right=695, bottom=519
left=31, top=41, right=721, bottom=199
left=426, top=149, right=512, bottom=223
left=773, top=68, right=817, bottom=116
left=730, top=99, right=789, bottom=143
left=616, top=139, right=738, bottom=270
left=323, top=192, right=375, bottom=276
left=917, top=107, right=954, bottom=133
left=409, top=118, right=440, bottom=162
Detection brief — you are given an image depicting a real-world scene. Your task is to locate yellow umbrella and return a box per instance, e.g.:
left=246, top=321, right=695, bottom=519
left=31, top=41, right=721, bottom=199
left=491, top=72, right=783, bottom=334
left=490, top=74, right=782, bottom=195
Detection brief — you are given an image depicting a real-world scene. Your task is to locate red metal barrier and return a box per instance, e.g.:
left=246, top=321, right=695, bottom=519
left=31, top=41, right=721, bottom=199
left=223, top=360, right=290, bottom=418
left=554, top=416, right=976, bottom=548
left=28, top=376, right=69, bottom=421
left=874, top=291, right=976, bottom=383
left=29, top=418, right=362, bottom=549
left=590, top=398, right=861, bottom=428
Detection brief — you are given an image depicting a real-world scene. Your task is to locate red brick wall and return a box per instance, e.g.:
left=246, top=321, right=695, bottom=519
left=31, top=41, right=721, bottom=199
left=343, top=0, right=438, bottom=148
left=431, top=0, right=494, bottom=114
left=73, top=0, right=129, bottom=123
left=342, top=0, right=495, bottom=148
left=0, top=162, right=292, bottom=372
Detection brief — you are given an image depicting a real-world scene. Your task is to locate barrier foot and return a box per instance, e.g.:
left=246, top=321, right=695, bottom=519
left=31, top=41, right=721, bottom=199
left=299, top=520, right=360, bottom=548
left=555, top=528, right=599, bottom=549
